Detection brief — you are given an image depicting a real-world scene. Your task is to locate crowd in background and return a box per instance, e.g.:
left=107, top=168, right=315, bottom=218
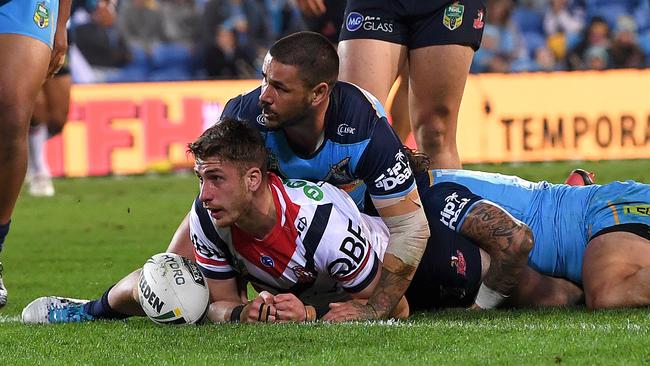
left=68, top=0, right=650, bottom=83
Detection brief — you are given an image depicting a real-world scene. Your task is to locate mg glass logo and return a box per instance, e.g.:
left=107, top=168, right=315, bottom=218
left=346, top=12, right=364, bottom=32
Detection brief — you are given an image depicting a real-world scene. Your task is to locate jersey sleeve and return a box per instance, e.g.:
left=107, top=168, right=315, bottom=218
left=313, top=207, right=380, bottom=293
left=188, top=197, right=237, bottom=280
left=220, top=94, right=244, bottom=121
left=430, top=182, right=485, bottom=233
left=355, top=119, right=416, bottom=200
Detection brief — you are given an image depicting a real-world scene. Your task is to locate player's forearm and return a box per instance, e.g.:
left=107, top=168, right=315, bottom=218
left=56, top=0, right=72, bottom=31
left=460, top=202, right=533, bottom=307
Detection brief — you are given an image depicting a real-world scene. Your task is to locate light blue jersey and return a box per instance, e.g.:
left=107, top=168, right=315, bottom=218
left=0, top=0, right=59, bottom=47
left=418, top=170, right=650, bottom=284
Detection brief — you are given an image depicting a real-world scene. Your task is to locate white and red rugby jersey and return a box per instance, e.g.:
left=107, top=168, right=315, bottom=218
left=189, top=173, right=389, bottom=307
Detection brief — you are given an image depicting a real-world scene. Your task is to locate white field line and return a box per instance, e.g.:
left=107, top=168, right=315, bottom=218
left=0, top=315, right=22, bottom=323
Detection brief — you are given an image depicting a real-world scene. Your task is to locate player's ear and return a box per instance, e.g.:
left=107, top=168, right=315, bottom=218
left=311, top=82, right=329, bottom=105
left=245, top=167, right=263, bottom=192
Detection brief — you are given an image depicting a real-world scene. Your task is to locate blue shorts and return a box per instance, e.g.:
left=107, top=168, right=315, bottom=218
left=0, top=0, right=59, bottom=48
left=587, top=181, right=650, bottom=239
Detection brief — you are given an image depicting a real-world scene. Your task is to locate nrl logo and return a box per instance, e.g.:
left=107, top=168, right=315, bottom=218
left=443, top=2, right=464, bottom=31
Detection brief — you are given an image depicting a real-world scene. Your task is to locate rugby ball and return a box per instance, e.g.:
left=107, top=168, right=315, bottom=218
left=138, top=253, right=209, bottom=324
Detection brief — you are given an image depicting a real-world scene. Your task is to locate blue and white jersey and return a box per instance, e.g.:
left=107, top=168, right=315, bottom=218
left=417, top=170, right=600, bottom=284
left=0, top=0, right=59, bottom=47
left=221, top=81, right=415, bottom=211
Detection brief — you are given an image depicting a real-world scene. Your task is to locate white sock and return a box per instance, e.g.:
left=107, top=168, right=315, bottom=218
left=28, top=124, right=50, bottom=177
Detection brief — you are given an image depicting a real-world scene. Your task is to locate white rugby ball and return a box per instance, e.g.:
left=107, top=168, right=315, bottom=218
left=138, top=253, right=209, bottom=324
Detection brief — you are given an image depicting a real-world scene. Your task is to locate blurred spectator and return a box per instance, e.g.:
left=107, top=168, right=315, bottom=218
left=118, top=0, right=166, bottom=53
left=204, top=25, right=257, bottom=78
left=530, top=46, right=564, bottom=71
left=584, top=45, right=610, bottom=70
left=159, top=0, right=200, bottom=48
left=70, top=0, right=132, bottom=82
left=566, top=16, right=611, bottom=70
left=471, top=0, right=531, bottom=73
left=609, top=15, right=646, bottom=68
left=543, top=0, right=584, bottom=36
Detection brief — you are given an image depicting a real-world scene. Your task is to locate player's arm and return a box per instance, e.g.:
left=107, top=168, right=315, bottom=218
left=460, top=201, right=534, bottom=309
left=48, top=0, right=72, bottom=77
left=354, top=123, right=430, bottom=320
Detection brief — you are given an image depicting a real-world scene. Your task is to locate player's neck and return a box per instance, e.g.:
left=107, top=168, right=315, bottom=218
left=235, top=181, right=276, bottom=240
left=282, top=98, right=328, bottom=155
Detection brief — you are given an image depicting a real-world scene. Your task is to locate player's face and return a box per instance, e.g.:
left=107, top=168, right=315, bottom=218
left=195, top=157, right=252, bottom=228
left=258, top=53, right=313, bottom=129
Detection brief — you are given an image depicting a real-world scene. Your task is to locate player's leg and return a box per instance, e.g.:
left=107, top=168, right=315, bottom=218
left=386, top=66, right=411, bottom=142
left=408, top=44, right=474, bottom=169
left=28, top=88, right=55, bottom=196
left=0, top=34, right=53, bottom=307
left=27, top=74, right=71, bottom=196
left=338, top=39, right=407, bottom=105
left=23, top=215, right=193, bottom=323
left=583, top=230, right=650, bottom=309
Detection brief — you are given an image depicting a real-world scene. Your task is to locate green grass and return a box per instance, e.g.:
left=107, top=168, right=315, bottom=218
left=1, top=161, right=650, bottom=365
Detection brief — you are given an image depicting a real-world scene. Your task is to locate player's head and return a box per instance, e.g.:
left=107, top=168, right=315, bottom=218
left=259, top=31, right=339, bottom=129
left=188, top=118, right=268, bottom=227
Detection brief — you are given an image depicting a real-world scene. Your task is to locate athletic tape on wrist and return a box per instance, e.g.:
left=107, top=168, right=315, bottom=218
left=229, top=304, right=245, bottom=323
left=475, top=283, right=508, bottom=310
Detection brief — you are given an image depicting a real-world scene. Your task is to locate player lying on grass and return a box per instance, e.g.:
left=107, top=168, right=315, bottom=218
left=26, top=119, right=574, bottom=323
left=403, top=156, right=650, bottom=311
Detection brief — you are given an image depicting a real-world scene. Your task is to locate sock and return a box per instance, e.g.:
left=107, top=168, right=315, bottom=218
left=28, top=124, right=50, bottom=177
left=83, top=286, right=131, bottom=320
left=0, top=220, right=9, bottom=253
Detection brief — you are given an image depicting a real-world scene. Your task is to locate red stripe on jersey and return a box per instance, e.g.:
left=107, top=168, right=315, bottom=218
left=231, top=173, right=300, bottom=278
left=336, top=246, right=372, bottom=282
left=194, top=249, right=228, bottom=267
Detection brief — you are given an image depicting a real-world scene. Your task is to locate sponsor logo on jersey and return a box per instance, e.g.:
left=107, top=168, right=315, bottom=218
left=292, top=265, right=317, bottom=283
left=33, top=2, right=50, bottom=29
left=261, top=255, right=275, bottom=268
left=139, top=275, right=165, bottom=313
left=450, top=250, right=467, bottom=277
left=623, top=205, right=650, bottom=216
left=346, top=12, right=394, bottom=33
left=256, top=114, right=267, bottom=126
left=346, top=12, right=364, bottom=31
left=337, top=124, right=356, bottom=136
left=440, top=192, right=470, bottom=230
left=473, top=9, right=485, bottom=29
left=443, top=2, right=464, bottom=31
left=374, top=151, right=412, bottom=191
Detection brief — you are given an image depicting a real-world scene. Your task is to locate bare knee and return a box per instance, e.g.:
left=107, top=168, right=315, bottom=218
left=412, top=104, right=456, bottom=151
left=0, top=97, right=33, bottom=143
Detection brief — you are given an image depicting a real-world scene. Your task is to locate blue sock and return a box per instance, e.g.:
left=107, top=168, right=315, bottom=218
left=83, top=286, right=130, bottom=320
left=0, top=220, right=10, bottom=253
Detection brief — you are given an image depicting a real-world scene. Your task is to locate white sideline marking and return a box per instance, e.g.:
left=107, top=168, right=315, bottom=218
left=0, top=315, right=22, bottom=323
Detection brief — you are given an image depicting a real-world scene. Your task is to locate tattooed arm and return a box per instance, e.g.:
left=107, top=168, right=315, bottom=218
left=460, top=201, right=534, bottom=309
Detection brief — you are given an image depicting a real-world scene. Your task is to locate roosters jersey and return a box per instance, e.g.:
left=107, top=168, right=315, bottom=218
left=190, top=173, right=389, bottom=308
left=220, top=81, right=415, bottom=211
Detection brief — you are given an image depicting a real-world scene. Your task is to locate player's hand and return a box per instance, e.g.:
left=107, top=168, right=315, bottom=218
left=295, top=0, right=327, bottom=17
left=243, top=291, right=277, bottom=323
left=321, top=300, right=378, bottom=322
left=47, top=26, right=68, bottom=78
left=273, top=293, right=309, bottom=322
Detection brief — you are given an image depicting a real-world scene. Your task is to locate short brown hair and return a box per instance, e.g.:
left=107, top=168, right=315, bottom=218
left=188, top=118, right=268, bottom=174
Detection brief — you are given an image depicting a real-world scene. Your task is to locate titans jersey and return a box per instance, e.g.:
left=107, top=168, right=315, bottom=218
left=221, top=81, right=415, bottom=211
left=190, top=173, right=388, bottom=310
left=417, top=170, right=600, bottom=284
left=0, top=0, right=59, bottom=47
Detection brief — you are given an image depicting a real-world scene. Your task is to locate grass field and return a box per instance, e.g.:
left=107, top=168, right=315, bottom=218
left=1, top=160, right=650, bottom=365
